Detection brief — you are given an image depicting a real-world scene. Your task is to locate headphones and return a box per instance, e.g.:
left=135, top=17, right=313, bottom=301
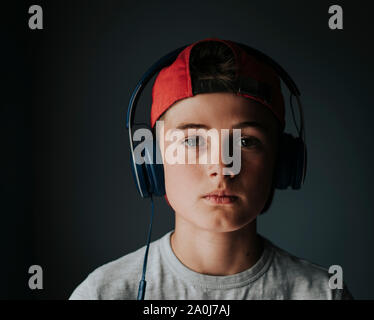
left=126, top=41, right=307, bottom=198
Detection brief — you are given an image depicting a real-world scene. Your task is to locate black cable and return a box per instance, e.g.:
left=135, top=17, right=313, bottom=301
left=137, top=195, right=155, bottom=300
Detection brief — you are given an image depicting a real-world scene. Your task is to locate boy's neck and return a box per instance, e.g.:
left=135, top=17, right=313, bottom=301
left=170, top=218, right=264, bottom=276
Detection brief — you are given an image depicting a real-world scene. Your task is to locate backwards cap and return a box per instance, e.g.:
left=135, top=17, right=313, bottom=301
left=150, top=37, right=285, bottom=131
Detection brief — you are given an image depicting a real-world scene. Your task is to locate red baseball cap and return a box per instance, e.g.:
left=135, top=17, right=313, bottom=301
left=150, top=37, right=285, bottom=131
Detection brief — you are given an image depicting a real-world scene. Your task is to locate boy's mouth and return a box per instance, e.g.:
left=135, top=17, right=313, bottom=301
left=203, top=195, right=238, bottom=204
left=202, top=190, right=238, bottom=205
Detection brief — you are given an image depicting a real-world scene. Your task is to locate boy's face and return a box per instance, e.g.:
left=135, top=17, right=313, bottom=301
left=158, top=92, right=280, bottom=233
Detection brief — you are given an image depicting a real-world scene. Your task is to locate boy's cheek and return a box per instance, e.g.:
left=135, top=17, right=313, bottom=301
left=163, top=166, right=195, bottom=212
left=164, top=164, right=200, bottom=185
left=240, top=161, right=274, bottom=189
left=164, top=164, right=202, bottom=198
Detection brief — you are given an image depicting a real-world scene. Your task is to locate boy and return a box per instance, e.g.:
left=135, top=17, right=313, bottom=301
left=69, top=38, right=353, bottom=299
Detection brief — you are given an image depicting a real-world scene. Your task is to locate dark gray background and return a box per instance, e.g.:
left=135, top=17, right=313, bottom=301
left=3, top=0, right=373, bottom=299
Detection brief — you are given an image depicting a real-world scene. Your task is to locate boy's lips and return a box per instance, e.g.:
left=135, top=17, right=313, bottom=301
left=202, top=190, right=238, bottom=205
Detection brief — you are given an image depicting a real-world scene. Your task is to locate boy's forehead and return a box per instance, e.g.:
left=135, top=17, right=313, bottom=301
left=163, top=93, right=276, bottom=131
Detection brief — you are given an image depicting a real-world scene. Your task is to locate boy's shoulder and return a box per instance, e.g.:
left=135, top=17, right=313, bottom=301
left=267, top=237, right=330, bottom=278
left=69, top=237, right=162, bottom=300
left=263, top=236, right=352, bottom=299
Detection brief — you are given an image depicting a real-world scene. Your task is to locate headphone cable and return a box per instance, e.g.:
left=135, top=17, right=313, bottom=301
left=137, top=195, right=155, bottom=300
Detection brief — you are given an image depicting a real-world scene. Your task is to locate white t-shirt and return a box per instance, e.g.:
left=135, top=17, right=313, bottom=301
left=69, top=230, right=353, bottom=300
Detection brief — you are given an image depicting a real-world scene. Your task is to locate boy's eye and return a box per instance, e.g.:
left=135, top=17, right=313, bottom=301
left=238, top=136, right=261, bottom=148
left=181, top=135, right=260, bottom=149
left=183, top=136, right=205, bottom=148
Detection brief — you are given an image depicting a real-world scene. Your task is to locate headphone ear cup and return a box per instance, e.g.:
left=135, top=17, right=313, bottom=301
left=275, top=133, right=306, bottom=190
left=143, top=141, right=165, bottom=197
left=130, top=152, right=150, bottom=198
left=130, top=131, right=166, bottom=198
left=292, top=136, right=307, bottom=189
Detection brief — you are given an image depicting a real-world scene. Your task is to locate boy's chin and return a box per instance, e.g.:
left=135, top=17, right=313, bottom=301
left=192, top=209, right=258, bottom=232
left=195, top=219, right=256, bottom=234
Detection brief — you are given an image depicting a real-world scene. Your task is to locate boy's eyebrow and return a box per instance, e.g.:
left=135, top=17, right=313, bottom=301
left=174, top=121, right=269, bottom=133
left=232, top=121, right=269, bottom=134
left=175, top=123, right=210, bottom=130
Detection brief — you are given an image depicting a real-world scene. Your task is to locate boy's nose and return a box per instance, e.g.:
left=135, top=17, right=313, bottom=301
left=207, top=159, right=237, bottom=179
left=206, top=134, right=238, bottom=179
left=209, top=169, right=237, bottom=180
